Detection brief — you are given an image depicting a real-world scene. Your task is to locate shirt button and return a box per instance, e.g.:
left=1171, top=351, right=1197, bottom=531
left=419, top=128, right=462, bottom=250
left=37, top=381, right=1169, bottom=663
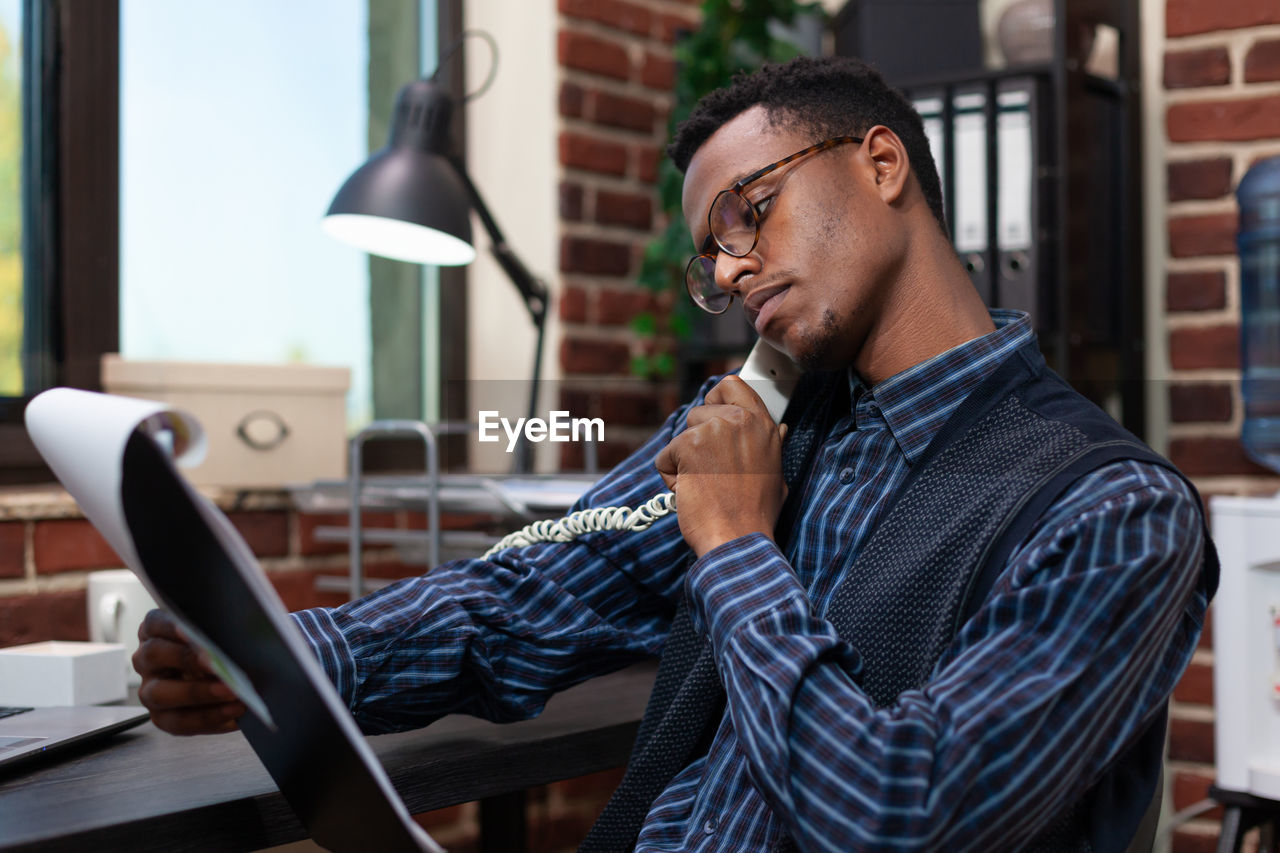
left=703, top=817, right=717, bottom=834
left=839, top=466, right=854, bottom=484
left=868, top=403, right=882, bottom=418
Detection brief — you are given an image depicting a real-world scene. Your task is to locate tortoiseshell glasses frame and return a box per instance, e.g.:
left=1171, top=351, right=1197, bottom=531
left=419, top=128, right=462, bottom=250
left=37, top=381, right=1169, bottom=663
left=685, top=135, right=865, bottom=314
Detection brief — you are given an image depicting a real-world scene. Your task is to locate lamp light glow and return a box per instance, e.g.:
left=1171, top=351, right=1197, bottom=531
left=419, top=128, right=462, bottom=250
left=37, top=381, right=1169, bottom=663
left=321, top=214, right=476, bottom=266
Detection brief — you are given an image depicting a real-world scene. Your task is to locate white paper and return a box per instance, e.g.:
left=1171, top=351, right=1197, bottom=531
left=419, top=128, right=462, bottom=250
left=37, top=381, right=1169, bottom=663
left=25, top=387, right=442, bottom=852
left=24, top=389, right=271, bottom=728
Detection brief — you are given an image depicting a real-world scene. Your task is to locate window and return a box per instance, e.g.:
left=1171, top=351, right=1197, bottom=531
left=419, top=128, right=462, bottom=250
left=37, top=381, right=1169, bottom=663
left=0, top=0, right=19, bottom=399
left=0, top=1, right=461, bottom=483
left=119, top=0, right=446, bottom=430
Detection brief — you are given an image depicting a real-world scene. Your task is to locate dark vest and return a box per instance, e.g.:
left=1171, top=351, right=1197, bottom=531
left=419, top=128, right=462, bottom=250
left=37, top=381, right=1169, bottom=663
left=582, top=341, right=1219, bottom=852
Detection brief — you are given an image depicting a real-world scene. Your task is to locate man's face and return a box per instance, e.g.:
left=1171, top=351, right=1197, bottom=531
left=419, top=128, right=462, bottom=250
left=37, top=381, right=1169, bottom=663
left=681, top=106, right=901, bottom=371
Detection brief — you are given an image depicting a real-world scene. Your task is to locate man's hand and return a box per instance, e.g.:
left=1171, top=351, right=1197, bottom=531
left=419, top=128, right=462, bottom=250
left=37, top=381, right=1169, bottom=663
left=655, top=375, right=788, bottom=557
left=133, top=609, right=245, bottom=736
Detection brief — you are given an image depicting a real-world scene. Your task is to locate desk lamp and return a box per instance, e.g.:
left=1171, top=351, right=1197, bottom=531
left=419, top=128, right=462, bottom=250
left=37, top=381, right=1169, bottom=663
left=322, top=45, right=548, bottom=474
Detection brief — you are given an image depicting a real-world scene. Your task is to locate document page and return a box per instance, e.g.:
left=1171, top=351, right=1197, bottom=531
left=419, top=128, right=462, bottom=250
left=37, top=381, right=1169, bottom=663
left=25, top=388, right=443, bottom=853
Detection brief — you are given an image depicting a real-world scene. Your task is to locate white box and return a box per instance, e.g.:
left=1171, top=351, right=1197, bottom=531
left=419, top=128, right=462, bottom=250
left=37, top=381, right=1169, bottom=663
left=101, top=355, right=350, bottom=488
left=0, top=641, right=127, bottom=706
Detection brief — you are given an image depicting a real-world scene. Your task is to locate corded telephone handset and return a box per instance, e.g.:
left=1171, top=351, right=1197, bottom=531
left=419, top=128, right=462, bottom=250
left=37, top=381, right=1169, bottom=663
left=482, top=341, right=802, bottom=558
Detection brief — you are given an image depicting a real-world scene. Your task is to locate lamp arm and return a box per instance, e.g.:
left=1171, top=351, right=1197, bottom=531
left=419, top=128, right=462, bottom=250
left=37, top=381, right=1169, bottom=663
left=447, top=155, right=548, bottom=474
left=447, top=156, right=549, bottom=328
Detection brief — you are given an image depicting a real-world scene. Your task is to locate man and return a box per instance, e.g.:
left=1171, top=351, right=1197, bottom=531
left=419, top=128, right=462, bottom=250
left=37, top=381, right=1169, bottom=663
left=136, top=56, right=1216, bottom=851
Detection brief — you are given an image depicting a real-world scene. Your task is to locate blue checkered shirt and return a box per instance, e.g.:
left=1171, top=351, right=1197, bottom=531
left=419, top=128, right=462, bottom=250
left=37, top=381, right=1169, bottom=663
left=291, top=310, right=1209, bottom=851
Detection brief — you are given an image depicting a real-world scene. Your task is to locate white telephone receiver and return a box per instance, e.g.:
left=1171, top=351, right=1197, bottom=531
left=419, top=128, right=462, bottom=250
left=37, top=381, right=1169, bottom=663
left=483, top=340, right=800, bottom=557
left=737, top=338, right=802, bottom=425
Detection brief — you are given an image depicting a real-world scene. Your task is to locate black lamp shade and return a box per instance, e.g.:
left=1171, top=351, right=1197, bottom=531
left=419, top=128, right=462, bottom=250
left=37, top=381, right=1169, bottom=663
left=323, top=78, right=476, bottom=266
left=323, top=147, right=475, bottom=265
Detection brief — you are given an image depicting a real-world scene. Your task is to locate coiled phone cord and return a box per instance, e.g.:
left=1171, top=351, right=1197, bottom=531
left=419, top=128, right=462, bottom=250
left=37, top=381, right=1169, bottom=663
left=482, top=491, right=677, bottom=559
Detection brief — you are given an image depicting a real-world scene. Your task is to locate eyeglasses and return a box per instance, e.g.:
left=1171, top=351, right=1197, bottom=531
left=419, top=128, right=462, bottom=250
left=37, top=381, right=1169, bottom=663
left=685, top=135, right=864, bottom=314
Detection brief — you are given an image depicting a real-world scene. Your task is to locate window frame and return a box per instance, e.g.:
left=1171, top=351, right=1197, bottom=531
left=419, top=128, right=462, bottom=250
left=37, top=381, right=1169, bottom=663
left=0, top=0, right=118, bottom=483
left=2, top=0, right=465, bottom=483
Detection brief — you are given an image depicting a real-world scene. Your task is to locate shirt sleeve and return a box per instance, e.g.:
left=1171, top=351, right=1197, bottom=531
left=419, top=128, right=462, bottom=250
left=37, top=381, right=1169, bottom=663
left=685, top=460, right=1210, bottom=852
left=288, top=380, right=724, bottom=735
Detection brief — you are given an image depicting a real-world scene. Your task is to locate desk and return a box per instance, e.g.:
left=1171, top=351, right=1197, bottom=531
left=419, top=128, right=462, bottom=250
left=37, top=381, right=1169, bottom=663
left=0, top=663, right=654, bottom=852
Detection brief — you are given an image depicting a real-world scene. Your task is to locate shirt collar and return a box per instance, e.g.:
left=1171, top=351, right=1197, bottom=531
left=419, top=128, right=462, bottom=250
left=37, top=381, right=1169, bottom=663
left=846, top=310, right=1034, bottom=463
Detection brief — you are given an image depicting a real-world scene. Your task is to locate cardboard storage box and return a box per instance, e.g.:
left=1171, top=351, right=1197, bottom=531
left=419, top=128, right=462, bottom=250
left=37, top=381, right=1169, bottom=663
left=101, top=355, right=350, bottom=487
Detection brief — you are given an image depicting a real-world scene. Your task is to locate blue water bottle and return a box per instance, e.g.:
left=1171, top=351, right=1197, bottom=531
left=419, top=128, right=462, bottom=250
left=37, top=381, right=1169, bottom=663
left=1238, top=155, right=1280, bottom=474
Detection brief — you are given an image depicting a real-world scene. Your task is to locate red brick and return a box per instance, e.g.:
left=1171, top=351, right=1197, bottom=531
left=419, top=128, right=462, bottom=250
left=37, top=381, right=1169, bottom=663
left=1168, top=95, right=1280, bottom=142
left=635, top=143, right=662, bottom=183
left=552, top=766, right=625, bottom=801
left=297, top=511, right=399, bottom=557
left=560, top=337, right=631, bottom=375
left=1164, top=48, right=1230, bottom=89
left=0, top=522, right=23, bottom=579
left=1171, top=829, right=1219, bottom=853
left=1167, top=270, right=1227, bottom=312
left=0, top=590, right=90, bottom=646
left=599, top=439, right=641, bottom=467
left=403, top=511, right=504, bottom=533
left=1169, top=324, right=1239, bottom=370
left=598, top=388, right=665, bottom=426
left=559, top=81, right=585, bottom=119
left=33, top=519, right=122, bottom=574
left=561, top=437, right=642, bottom=471
left=527, top=811, right=596, bottom=853
left=1168, top=716, right=1215, bottom=763
left=560, top=235, right=632, bottom=276
left=1170, top=435, right=1273, bottom=476
left=561, top=284, right=589, bottom=323
left=558, top=31, right=630, bottom=81
left=1172, top=769, right=1222, bottom=820
left=1170, top=383, right=1233, bottom=423
left=589, top=90, right=657, bottom=134
left=641, top=51, right=676, bottom=91
left=657, top=11, right=697, bottom=44
left=558, top=0, right=652, bottom=37
left=560, top=180, right=585, bottom=221
left=413, top=804, right=468, bottom=831
left=1173, top=661, right=1215, bottom=706
left=1246, top=38, right=1280, bottom=83
left=1168, top=212, right=1238, bottom=258
left=266, top=568, right=327, bottom=612
left=560, top=132, right=628, bottom=176
left=1168, top=0, right=1280, bottom=37
left=596, top=189, right=654, bottom=230
left=228, top=511, right=289, bottom=558
left=1168, top=158, right=1233, bottom=202
left=597, top=287, right=653, bottom=325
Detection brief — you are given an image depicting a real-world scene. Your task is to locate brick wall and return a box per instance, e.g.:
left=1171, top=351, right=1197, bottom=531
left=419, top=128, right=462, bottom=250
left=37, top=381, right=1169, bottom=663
left=555, top=0, right=698, bottom=470
left=0, top=488, right=493, bottom=649
left=1161, top=1, right=1280, bottom=850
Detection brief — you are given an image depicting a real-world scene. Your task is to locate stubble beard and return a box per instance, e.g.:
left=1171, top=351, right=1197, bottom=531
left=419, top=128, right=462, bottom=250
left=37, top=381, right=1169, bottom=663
left=794, top=308, right=843, bottom=372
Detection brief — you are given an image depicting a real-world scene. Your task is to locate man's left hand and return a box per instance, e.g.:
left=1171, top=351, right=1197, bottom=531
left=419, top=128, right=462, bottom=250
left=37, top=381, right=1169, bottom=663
left=655, top=375, right=788, bottom=557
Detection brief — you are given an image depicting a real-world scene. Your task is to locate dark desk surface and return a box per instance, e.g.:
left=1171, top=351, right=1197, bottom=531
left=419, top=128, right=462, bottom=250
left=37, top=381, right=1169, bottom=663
left=0, top=663, right=654, bottom=852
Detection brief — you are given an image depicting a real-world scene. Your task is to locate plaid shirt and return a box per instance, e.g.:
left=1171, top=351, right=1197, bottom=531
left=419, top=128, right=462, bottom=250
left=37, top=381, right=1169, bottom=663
left=292, top=311, right=1209, bottom=851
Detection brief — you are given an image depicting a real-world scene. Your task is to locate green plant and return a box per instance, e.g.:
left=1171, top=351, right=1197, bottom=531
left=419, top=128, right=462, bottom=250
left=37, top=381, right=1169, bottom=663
left=630, top=0, right=823, bottom=379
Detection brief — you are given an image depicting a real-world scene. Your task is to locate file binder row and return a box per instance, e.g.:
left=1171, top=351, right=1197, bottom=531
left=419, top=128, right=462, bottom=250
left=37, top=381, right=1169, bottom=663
left=911, top=75, right=1049, bottom=328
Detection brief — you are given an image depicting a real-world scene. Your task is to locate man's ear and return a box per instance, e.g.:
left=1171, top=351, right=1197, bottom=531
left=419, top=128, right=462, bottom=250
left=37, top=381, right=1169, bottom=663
left=861, top=125, right=910, bottom=205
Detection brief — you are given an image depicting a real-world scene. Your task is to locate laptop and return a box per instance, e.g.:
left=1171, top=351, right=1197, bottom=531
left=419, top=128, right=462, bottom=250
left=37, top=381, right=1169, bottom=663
left=25, top=388, right=443, bottom=852
left=0, top=705, right=149, bottom=772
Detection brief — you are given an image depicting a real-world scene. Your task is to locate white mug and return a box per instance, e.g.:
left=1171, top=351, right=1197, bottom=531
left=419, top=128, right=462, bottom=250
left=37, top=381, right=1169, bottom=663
left=87, top=569, right=157, bottom=686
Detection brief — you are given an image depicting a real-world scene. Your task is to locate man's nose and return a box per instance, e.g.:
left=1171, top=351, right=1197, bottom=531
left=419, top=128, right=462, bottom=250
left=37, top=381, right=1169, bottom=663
left=714, top=249, right=761, bottom=296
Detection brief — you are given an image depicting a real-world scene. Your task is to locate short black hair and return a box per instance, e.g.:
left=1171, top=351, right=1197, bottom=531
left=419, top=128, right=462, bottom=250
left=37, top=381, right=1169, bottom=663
left=668, top=55, right=947, bottom=232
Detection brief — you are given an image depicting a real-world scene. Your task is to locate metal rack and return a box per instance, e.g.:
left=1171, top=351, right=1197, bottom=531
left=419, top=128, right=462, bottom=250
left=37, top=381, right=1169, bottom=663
left=293, top=420, right=598, bottom=601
